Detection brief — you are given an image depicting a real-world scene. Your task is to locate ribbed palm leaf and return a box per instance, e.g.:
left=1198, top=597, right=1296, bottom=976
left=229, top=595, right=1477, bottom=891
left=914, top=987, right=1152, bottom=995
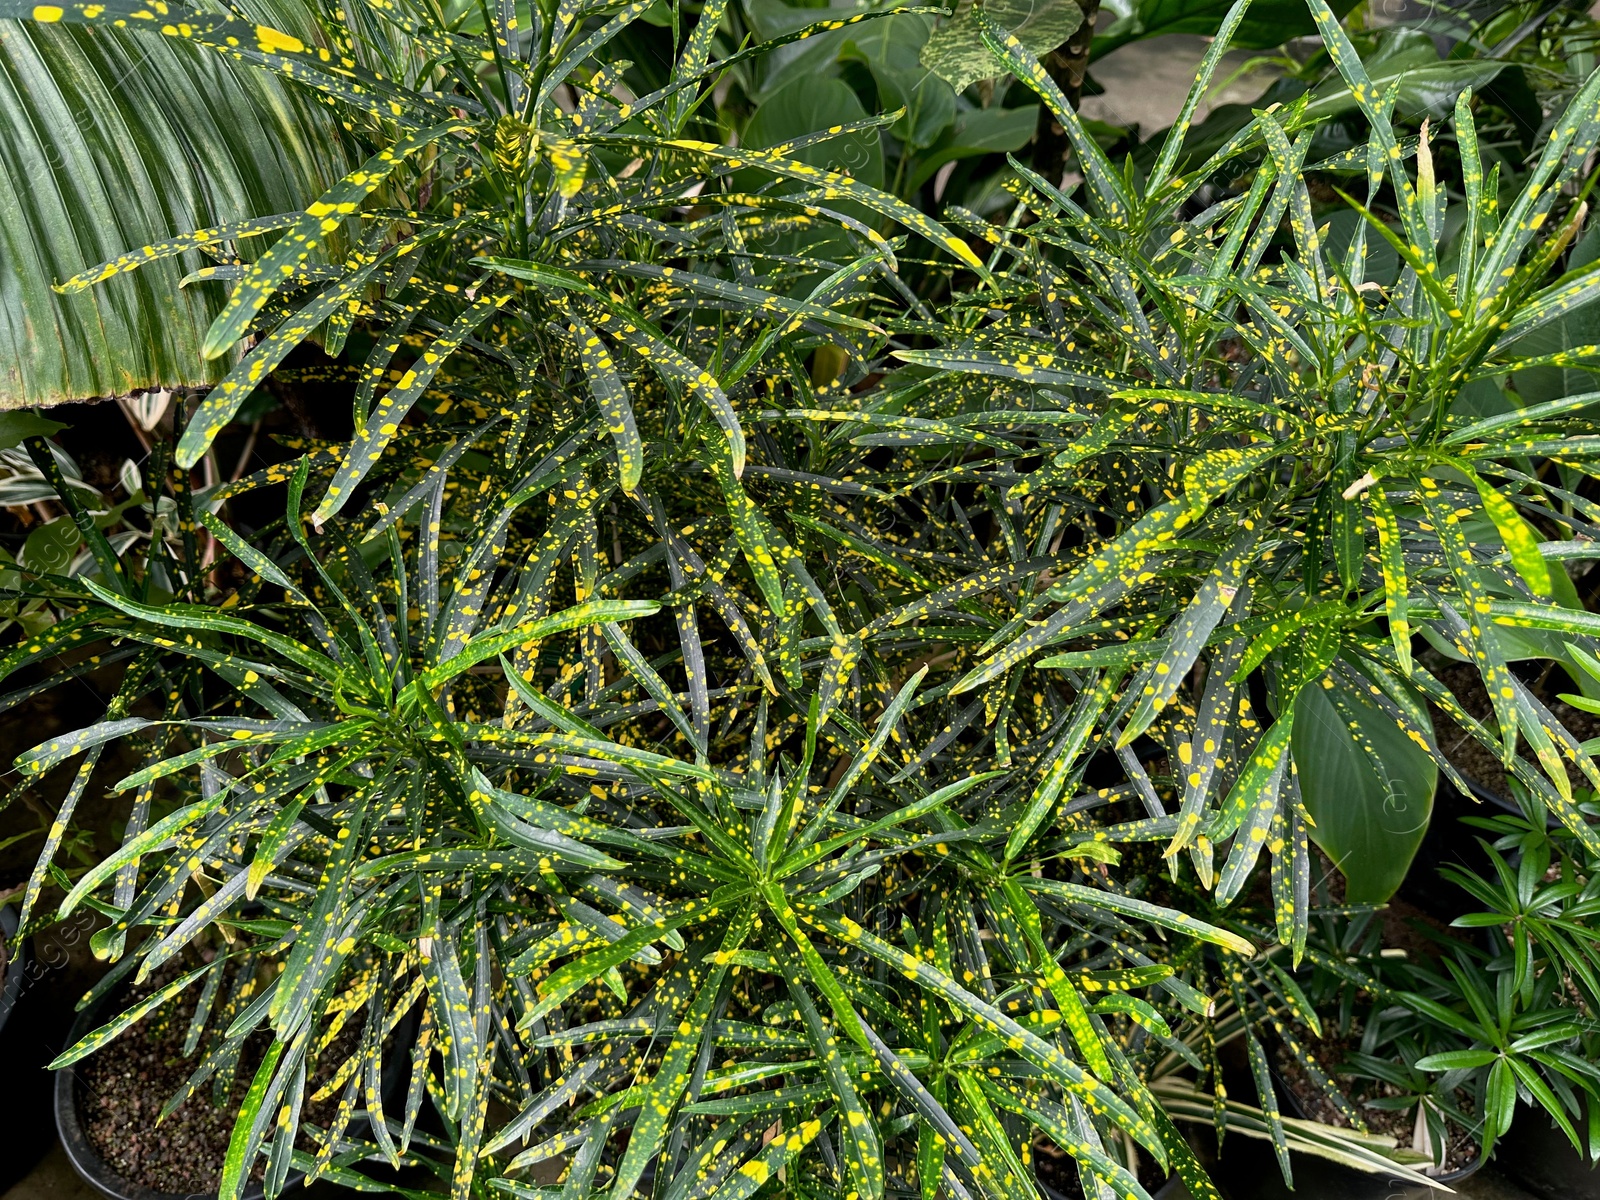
left=0, top=0, right=354, bottom=406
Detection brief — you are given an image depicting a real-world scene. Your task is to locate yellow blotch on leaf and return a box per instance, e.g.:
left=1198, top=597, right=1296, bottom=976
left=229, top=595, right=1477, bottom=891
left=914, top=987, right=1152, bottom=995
left=254, top=24, right=304, bottom=53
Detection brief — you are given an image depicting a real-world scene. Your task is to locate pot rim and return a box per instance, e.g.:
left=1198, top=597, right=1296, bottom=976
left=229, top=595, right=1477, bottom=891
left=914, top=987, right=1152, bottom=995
left=55, top=977, right=420, bottom=1200
left=1448, top=771, right=1563, bottom=833
left=54, top=978, right=284, bottom=1200
left=0, top=904, right=31, bottom=1035
left=1270, top=1060, right=1484, bottom=1184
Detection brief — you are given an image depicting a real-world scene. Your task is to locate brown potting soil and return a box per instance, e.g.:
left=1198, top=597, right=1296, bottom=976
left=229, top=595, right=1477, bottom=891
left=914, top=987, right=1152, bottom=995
left=81, top=1016, right=250, bottom=1192
left=1380, top=894, right=1457, bottom=961
left=79, top=964, right=259, bottom=1194
left=1271, top=1038, right=1480, bottom=1174
left=1428, top=659, right=1600, bottom=798
left=77, top=961, right=370, bottom=1195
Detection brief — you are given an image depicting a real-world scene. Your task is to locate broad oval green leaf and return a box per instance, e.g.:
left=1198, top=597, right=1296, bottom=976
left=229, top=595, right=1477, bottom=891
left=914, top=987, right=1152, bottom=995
left=1292, top=665, right=1437, bottom=903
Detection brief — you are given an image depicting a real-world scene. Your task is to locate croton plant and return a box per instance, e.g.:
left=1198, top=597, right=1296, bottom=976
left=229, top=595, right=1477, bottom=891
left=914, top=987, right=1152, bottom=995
left=4, top=0, right=1600, bottom=1198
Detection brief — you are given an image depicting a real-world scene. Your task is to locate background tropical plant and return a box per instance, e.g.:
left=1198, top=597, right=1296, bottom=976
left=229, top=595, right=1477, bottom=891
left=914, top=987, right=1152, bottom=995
left=1291, top=791, right=1600, bottom=1168
left=0, top=406, right=206, bottom=639
left=0, top=0, right=356, bottom=407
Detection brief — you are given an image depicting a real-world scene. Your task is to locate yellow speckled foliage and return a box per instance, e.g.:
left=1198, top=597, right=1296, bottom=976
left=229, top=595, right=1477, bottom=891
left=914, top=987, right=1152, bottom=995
left=10, top=0, right=1600, bottom=1197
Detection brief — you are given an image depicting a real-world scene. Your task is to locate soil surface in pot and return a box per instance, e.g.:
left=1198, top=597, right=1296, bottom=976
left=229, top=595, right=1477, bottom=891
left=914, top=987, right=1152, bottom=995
left=1428, top=660, right=1600, bottom=798
left=78, top=961, right=362, bottom=1194
left=1272, top=1038, right=1480, bottom=1174
left=81, top=1009, right=250, bottom=1192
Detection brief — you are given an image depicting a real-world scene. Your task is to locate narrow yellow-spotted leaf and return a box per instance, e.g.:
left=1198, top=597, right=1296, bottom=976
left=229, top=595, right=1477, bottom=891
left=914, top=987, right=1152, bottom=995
left=54, top=213, right=300, bottom=294
left=201, top=120, right=470, bottom=362
left=1467, top=469, right=1553, bottom=597
left=1183, top=441, right=1282, bottom=516
left=316, top=289, right=511, bottom=520
left=1366, top=485, right=1413, bottom=676
left=49, top=960, right=214, bottom=1067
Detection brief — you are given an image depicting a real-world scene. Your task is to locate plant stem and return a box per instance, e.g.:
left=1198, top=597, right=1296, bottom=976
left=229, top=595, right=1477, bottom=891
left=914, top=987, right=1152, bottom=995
left=1033, top=0, right=1101, bottom=187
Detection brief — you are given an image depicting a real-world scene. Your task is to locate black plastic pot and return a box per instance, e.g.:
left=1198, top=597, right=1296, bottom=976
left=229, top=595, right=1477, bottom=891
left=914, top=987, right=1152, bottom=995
left=0, top=904, right=75, bottom=1197
left=1491, top=1099, right=1600, bottom=1200
left=55, top=980, right=418, bottom=1200
left=0, top=904, right=30, bottom=1036
left=1197, top=1062, right=1480, bottom=1200
left=1271, top=1053, right=1482, bottom=1187
left=1397, top=771, right=1531, bottom=921
left=1202, top=1124, right=1472, bottom=1200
